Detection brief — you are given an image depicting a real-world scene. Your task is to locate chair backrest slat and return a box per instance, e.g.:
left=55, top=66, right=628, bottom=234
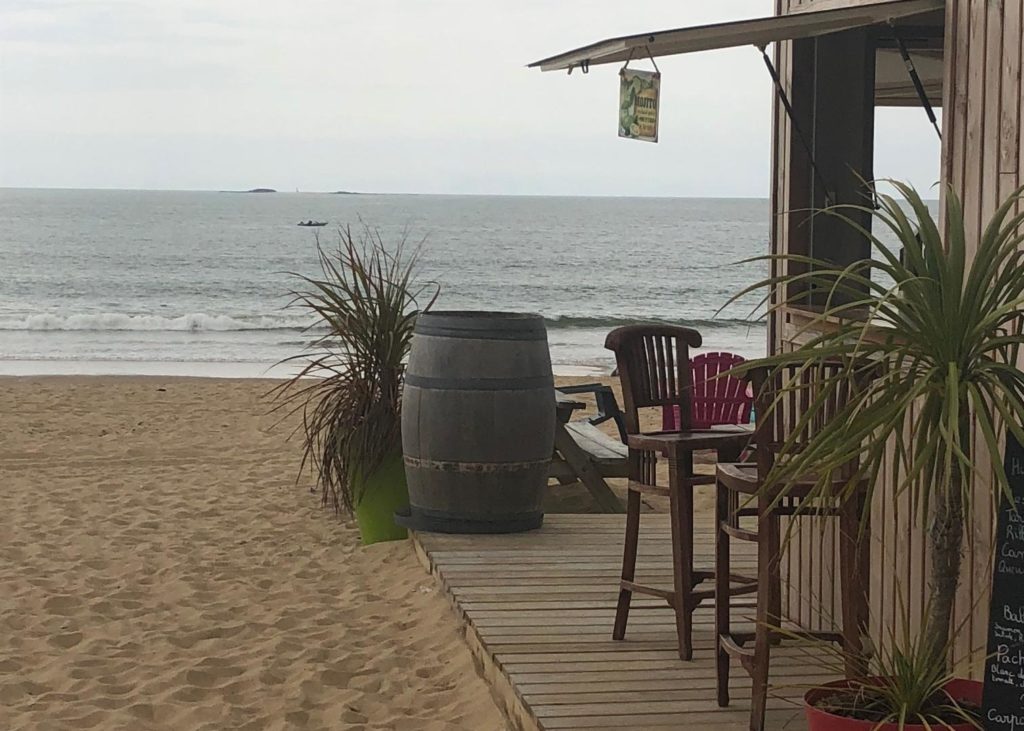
left=659, top=351, right=752, bottom=431
left=605, top=325, right=701, bottom=435
left=748, top=361, right=870, bottom=486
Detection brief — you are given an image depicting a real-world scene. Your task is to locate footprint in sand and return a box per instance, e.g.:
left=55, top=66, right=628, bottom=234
left=43, top=595, right=81, bottom=615
left=166, top=633, right=200, bottom=649
left=170, top=684, right=211, bottom=703
left=258, top=668, right=285, bottom=687
left=54, top=709, right=107, bottom=729
left=285, top=710, right=310, bottom=725
left=185, top=662, right=245, bottom=688
left=127, top=702, right=155, bottom=721
left=320, top=668, right=353, bottom=689
left=341, top=708, right=369, bottom=725
left=49, top=631, right=83, bottom=649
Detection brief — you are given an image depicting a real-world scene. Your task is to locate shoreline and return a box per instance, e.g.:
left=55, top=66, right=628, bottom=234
left=0, top=359, right=611, bottom=379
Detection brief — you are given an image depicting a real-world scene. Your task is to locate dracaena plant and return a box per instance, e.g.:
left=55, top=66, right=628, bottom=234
left=732, top=181, right=1024, bottom=676
left=782, top=590, right=980, bottom=727
left=272, top=226, right=437, bottom=514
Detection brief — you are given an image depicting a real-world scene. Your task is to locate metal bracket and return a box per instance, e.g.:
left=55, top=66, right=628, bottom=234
left=889, top=21, right=941, bottom=140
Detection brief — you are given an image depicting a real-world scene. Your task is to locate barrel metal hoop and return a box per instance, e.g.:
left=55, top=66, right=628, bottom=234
left=403, top=455, right=551, bottom=473
left=405, top=374, right=553, bottom=391
left=413, top=325, right=546, bottom=341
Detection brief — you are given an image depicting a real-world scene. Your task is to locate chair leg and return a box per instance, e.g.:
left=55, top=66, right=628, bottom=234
left=715, top=480, right=731, bottom=707
left=749, top=500, right=779, bottom=731
left=768, top=509, right=783, bottom=642
left=668, top=455, right=694, bottom=661
left=613, top=487, right=642, bottom=641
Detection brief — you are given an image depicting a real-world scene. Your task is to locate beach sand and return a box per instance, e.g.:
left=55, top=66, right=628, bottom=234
left=0, top=375, right=722, bottom=730
left=0, top=377, right=507, bottom=731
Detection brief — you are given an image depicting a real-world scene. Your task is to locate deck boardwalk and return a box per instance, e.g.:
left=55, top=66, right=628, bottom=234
left=412, top=514, right=833, bottom=731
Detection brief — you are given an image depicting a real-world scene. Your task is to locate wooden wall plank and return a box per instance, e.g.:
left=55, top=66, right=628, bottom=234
left=1020, top=0, right=1024, bottom=199
left=773, top=0, right=1023, bottom=678
left=1000, top=1, right=1022, bottom=179
left=980, top=2, right=1003, bottom=225
left=961, top=1, right=987, bottom=261
left=943, top=0, right=971, bottom=202
left=939, top=0, right=1020, bottom=673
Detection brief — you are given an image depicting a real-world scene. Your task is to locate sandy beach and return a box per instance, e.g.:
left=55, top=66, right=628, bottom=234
left=0, top=376, right=508, bottom=731
left=0, top=374, right=714, bottom=730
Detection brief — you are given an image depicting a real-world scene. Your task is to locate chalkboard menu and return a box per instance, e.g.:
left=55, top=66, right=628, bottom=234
left=982, top=431, right=1024, bottom=729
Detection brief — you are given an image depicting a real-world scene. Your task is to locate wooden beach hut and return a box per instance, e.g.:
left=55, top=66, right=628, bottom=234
left=531, top=0, right=1022, bottom=676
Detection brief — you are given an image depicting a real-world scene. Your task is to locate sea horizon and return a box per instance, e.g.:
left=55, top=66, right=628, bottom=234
left=0, top=185, right=773, bottom=200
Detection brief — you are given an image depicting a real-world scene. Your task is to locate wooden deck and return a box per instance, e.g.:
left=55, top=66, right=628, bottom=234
left=411, top=514, right=831, bottom=731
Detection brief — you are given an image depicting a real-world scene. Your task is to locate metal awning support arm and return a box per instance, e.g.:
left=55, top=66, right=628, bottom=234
left=759, top=44, right=836, bottom=207
left=889, top=21, right=941, bottom=140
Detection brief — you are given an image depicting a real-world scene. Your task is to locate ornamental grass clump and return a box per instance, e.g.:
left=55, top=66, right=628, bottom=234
left=732, top=181, right=1024, bottom=722
left=272, top=226, right=437, bottom=514
left=788, top=592, right=982, bottom=727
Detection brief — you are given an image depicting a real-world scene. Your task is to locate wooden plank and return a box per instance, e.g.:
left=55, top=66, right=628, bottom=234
left=980, top=0, right=1004, bottom=225
left=540, top=708, right=804, bottom=730
left=552, top=423, right=624, bottom=513
left=412, top=514, right=836, bottom=730
left=1020, top=0, right=1024, bottom=205
left=1000, top=0, right=1022, bottom=177
left=939, top=0, right=1015, bottom=675
left=962, top=0, right=987, bottom=259
left=564, top=422, right=627, bottom=463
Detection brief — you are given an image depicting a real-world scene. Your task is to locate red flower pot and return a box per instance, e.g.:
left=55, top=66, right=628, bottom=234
left=804, top=678, right=982, bottom=731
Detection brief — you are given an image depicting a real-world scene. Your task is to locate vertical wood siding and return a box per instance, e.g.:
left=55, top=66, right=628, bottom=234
left=940, top=0, right=1022, bottom=672
left=771, top=0, right=1024, bottom=675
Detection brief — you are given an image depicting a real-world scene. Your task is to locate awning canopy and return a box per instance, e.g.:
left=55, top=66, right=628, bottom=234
left=528, top=0, right=944, bottom=73
left=876, top=48, right=943, bottom=106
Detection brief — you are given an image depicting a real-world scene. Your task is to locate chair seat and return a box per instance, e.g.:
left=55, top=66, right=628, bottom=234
left=628, top=429, right=751, bottom=456
left=716, top=463, right=759, bottom=493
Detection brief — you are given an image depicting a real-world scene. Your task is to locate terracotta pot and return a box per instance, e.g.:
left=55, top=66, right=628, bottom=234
left=804, top=678, right=982, bottom=731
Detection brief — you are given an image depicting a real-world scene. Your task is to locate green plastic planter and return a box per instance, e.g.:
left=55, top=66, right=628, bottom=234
left=353, top=454, right=410, bottom=545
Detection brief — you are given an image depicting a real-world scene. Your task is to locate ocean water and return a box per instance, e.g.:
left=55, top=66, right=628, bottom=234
left=0, top=189, right=768, bottom=376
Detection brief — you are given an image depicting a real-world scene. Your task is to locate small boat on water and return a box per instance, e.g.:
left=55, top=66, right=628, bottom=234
left=297, top=220, right=328, bottom=227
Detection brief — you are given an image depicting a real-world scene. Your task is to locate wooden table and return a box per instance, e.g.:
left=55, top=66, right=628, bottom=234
left=550, top=391, right=626, bottom=513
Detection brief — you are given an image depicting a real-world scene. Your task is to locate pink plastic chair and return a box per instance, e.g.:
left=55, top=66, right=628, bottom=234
left=662, top=352, right=752, bottom=431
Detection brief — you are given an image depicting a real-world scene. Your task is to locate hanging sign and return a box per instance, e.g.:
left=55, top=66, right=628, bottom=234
left=618, top=69, right=660, bottom=143
left=982, top=430, right=1024, bottom=730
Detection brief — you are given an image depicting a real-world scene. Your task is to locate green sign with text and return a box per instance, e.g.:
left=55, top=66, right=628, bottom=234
left=618, top=69, right=660, bottom=143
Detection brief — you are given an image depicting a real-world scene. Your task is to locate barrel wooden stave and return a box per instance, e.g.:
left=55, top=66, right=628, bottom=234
left=401, top=311, right=554, bottom=532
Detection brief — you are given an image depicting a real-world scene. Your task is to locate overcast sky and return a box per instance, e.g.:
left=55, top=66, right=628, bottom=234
left=0, top=1, right=941, bottom=196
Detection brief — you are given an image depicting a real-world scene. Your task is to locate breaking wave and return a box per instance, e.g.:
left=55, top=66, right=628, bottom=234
left=543, top=315, right=761, bottom=330
left=0, top=312, right=320, bottom=332
left=0, top=312, right=762, bottom=334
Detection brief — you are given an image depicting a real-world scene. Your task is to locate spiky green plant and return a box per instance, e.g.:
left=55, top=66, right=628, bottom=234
left=732, top=181, right=1024, bottom=680
left=778, top=590, right=982, bottom=728
left=272, top=226, right=437, bottom=513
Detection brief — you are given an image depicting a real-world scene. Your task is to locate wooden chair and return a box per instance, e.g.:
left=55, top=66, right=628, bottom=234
left=714, top=362, right=871, bottom=731
left=662, top=351, right=753, bottom=431
left=605, top=325, right=756, bottom=660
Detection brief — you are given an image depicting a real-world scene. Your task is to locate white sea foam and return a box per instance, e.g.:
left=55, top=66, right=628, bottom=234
left=0, top=312, right=318, bottom=332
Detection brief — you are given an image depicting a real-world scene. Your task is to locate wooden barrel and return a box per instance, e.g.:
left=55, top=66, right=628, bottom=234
left=399, top=311, right=554, bottom=533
